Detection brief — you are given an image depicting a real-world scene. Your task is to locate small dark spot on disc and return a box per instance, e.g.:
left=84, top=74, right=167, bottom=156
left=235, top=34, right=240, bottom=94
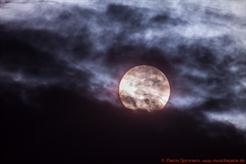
left=144, top=98, right=150, bottom=104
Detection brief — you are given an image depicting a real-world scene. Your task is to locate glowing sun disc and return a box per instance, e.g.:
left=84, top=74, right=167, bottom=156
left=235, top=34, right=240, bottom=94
left=119, top=65, right=170, bottom=112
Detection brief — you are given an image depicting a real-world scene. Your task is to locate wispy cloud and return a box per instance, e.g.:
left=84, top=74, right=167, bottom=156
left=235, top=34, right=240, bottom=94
left=0, top=0, right=245, bottom=132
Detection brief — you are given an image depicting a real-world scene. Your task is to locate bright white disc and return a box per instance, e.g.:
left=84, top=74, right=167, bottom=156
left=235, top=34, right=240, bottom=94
left=119, top=65, right=170, bottom=112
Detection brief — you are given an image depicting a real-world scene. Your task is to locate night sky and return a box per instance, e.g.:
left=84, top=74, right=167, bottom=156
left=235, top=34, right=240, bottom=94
left=1, top=0, right=246, bottom=163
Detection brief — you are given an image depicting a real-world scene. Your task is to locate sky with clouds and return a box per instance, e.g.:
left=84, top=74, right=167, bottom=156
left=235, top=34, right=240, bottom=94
left=1, top=0, right=246, bottom=150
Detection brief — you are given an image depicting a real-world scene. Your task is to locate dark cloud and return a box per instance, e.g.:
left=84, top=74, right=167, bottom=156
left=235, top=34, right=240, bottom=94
left=2, top=88, right=246, bottom=162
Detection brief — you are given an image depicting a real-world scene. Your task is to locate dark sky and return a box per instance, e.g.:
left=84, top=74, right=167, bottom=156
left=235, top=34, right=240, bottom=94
left=1, top=0, right=246, bottom=163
